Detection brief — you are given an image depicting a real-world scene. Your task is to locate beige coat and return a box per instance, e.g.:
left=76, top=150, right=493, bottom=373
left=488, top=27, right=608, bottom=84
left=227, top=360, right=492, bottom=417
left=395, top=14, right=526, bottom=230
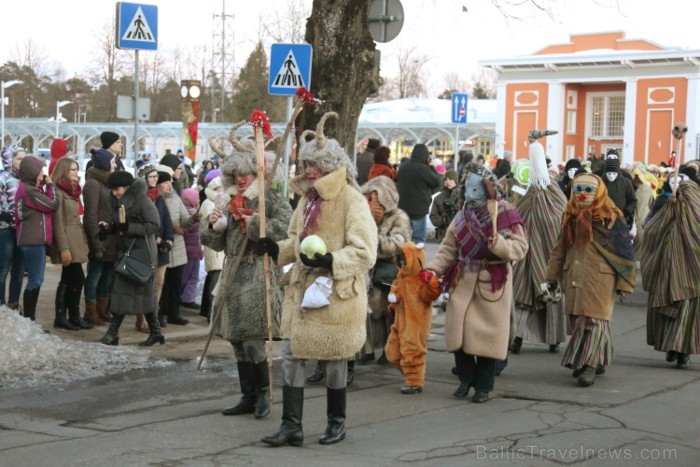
left=51, top=188, right=88, bottom=264
left=199, top=190, right=224, bottom=272
left=277, top=167, right=378, bottom=360
left=546, top=231, right=636, bottom=321
left=427, top=218, right=528, bottom=360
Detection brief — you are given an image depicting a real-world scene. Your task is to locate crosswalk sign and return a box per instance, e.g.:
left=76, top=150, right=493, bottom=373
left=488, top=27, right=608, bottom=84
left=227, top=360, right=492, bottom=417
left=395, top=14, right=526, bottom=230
left=116, top=2, right=158, bottom=51
left=268, top=44, right=313, bottom=96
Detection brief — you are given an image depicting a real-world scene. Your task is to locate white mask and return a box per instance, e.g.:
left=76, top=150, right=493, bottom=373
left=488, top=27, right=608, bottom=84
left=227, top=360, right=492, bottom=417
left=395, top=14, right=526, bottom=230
left=605, top=172, right=618, bottom=182
left=464, top=173, right=487, bottom=208
left=567, top=168, right=578, bottom=180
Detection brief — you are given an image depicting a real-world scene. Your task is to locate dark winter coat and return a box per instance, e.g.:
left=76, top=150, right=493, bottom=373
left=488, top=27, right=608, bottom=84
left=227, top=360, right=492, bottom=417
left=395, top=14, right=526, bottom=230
left=153, top=195, right=173, bottom=267
left=356, top=150, right=374, bottom=186
left=109, top=178, right=160, bottom=316
left=83, top=167, right=120, bottom=262
left=429, top=187, right=459, bottom=241
left=603, top=176, right=637, bottom=224
left=201, top=179, right=292, bottom=341
left=397, top=149, right=441, bottom=218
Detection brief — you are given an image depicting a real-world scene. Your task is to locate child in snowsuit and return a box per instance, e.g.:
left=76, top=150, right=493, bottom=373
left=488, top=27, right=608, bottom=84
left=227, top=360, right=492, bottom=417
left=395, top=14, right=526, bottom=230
left=384, top=242, right=441, bottom=394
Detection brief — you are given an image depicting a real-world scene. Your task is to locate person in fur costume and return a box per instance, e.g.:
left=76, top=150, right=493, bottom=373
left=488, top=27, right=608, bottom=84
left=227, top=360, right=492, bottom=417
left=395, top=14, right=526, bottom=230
left=257, top=112, right=378, bottom=447
left=641, top=177, right=700, bottom=370
left=511, top=130, right=568, bottom=354
left=203, top=121, right=293, bottom=420
left=384, top=242, right=441, bottom=394
left=546, top=173, right=636, bottom=387
left=358, top=175, right=411, bottom=365
left=427, top=162, right=528, bottom=403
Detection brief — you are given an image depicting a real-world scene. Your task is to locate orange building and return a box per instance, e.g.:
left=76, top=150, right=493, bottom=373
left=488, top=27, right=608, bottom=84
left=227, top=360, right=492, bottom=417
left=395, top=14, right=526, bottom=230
left=480, top=31, right=700, bottom=166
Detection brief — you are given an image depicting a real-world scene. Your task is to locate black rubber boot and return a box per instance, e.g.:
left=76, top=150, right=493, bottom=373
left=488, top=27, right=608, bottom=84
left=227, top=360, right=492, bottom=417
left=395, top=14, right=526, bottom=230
left=254, top=361, right=270, bottom=419
left=222, top=361, right=257, bottom=416
left=22, top=287, right=41, bottom=321
left=66, top=285, right=94, bottom=329
left=54, top=283, right=79, bottom=331
left=99, top=314, right=125, bottom=346
left=139, top=313, right=165, bottom=346
left=346, top=360, right=355, bottom=385
left=319, top=387, right=346, bottom=445
left=307, top=361, right=324, bottom=383
left=261, top=386, right=304, bottom=447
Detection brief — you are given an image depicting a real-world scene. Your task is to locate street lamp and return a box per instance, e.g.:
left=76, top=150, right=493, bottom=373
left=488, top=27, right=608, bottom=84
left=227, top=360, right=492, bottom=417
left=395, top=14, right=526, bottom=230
left=1, top=80, right=22, bottom=147
left=54, top=100, right=72, bottom=137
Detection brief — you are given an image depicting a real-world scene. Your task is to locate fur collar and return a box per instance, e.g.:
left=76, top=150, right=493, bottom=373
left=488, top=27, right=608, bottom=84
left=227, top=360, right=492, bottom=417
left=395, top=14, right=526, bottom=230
left=120, top=178, right=147, bottom=210
left=224, top=177, right=260, bottom=201
left=290, top=166, right=347, bottom=200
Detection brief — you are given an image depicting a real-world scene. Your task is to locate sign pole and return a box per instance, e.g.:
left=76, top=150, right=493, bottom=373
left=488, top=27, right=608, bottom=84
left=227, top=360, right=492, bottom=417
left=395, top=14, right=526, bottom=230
left=454, top=125, right=459, bottom=171
left=282, top=95, right=293, bottom=197
left=133, top=49, right=140, bottom=175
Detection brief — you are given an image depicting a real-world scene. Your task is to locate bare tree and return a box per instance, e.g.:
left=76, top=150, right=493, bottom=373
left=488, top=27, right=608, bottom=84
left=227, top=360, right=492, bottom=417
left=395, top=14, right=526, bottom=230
left=11, top=39, right=50, bottom=80
left=468, top=67, right=497, bottom=99
left=262, top=0, right=310, bottom=44
left=437, top=71, right=471, bottom=99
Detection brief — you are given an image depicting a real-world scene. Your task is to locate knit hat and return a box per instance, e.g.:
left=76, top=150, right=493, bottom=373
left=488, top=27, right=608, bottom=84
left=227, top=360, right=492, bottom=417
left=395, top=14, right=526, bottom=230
left=204, top=168, right=222, bottom=184
left=443, top=169, right=458, bottom=183
left=565, top=159, right=582, bottom=171
left=100, top=131, right=120, bottom=149
left=605, top=149, right=619, bottom=160
left=604, top=158, right=620, bottom=173
left=107, top=171, right=134, bottom=188
left=180, top=188, right=199, bottom=207
left=207, top=176, right=223, bottom=190
left=138, top=164, right=157, bottom=178
left=297, top=112, right=358, bottom=188
left=157, top=170, right=172, bottom=184
left=366, top=138, right=380, bottom=151
left=160, top=154, right=182, bottom=172
left=90, top=148, right=114, bottom=171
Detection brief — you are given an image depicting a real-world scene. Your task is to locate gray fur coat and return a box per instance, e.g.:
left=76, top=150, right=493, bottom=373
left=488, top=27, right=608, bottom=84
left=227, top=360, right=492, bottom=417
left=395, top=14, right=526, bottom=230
left=200, top=179, right=292, bottom=341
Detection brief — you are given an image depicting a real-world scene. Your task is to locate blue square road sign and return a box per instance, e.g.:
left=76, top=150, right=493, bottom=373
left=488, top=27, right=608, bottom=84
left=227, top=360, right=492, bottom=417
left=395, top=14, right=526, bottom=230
left=116, top=2, right=158, bottom=51
left=451, top=93, right=469, bottom=124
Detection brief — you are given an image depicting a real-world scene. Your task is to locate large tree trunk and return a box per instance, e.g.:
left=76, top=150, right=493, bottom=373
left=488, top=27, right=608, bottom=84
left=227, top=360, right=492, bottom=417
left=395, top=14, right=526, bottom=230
left=302, top=0, right=379, bottom=156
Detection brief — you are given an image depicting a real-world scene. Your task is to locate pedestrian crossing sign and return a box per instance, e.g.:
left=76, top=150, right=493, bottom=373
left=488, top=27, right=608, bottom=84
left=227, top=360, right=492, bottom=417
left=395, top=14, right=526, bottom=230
left=116, top=2, right=158, bottom=51
left=268, top=43, right=313, bottom=96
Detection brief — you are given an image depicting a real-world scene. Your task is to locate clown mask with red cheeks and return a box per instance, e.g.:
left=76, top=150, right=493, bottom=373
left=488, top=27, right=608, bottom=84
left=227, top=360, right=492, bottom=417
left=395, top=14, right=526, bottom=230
left=572, top=174, right=599, bottom=208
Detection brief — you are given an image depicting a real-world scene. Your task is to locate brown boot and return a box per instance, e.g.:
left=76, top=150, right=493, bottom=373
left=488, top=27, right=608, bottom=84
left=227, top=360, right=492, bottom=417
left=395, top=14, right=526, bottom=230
left=84, top=299, right=106, bottom=326
left=135, top=314, right=150, bottom=333
left=96, top=297, right=112, bottom=323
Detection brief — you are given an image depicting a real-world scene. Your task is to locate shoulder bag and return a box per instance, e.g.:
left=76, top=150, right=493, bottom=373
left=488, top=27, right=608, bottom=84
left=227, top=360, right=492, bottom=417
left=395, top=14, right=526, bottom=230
left=115, top=237, right=154, bottom=285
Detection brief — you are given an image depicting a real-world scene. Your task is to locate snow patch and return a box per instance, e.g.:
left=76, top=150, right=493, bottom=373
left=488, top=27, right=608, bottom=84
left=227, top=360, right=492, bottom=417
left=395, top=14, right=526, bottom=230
left=0, top=306, right=173, bottom=389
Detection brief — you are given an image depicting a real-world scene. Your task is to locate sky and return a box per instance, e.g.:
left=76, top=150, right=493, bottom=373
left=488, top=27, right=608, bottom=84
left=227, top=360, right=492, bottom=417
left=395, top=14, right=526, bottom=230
left=2, top=0, right=700, bottom=97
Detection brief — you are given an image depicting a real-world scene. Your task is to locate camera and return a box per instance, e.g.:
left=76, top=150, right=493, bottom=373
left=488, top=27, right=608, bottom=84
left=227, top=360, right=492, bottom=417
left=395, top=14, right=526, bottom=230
left=443, top=198, right=457, bottom=221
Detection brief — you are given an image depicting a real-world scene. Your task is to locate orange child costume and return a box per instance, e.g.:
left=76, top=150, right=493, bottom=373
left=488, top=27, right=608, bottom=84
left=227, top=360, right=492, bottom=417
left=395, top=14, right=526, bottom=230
left=384, top=242, right=441, bottom=394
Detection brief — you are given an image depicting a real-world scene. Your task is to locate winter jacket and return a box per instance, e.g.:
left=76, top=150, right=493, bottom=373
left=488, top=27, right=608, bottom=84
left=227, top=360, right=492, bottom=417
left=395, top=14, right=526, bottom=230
left=429, top=187, right=459, bottom=241
left=15, top=157, right=59, bottom=247
left=356, top=150, right=374, bottom=186
left=153, top=195, right=173, bottom=267
left=183, top=204, right=203, bottom=261
left=161, top=190, right=195, bottom=268
left=50, top=187, right=88, bottom=264
left=200, top=178, right=292, bottom=341
left=0, top=168, right=20, bottom=229
left=199, top=186, right=224, bottom=272
left=108, top=178, right=160, bottom=315
left=603, top=176, right=637, bottom=224
left=397, top=151, right=441, bottom=218
left=83, top=167, right=120, bottom=262
left=368, top=163, right=397, bottom=181
left=277, top=167, right=378, bottom=360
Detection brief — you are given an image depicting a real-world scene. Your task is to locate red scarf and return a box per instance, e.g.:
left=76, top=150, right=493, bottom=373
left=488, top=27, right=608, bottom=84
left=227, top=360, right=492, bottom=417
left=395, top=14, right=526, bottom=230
left=301, top=188, right=323, bottom=240
left=147, top=187, right=159, bottom=202
left=229, top=194, right=254, bottom=235
left=57, top=179, right=84, bottom=215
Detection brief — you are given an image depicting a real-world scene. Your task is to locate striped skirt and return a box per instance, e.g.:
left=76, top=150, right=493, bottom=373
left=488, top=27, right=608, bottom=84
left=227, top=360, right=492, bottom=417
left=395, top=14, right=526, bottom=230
left=561, top=316, right=613, bottom=369
left=514, top=300, right=568, bottom=345
left=647, top=297, right=700, bottom=355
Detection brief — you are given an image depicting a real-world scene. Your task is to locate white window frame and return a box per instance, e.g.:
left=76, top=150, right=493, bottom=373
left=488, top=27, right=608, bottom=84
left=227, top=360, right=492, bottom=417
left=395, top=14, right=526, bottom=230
left=586, top=91, right=626, bottom=140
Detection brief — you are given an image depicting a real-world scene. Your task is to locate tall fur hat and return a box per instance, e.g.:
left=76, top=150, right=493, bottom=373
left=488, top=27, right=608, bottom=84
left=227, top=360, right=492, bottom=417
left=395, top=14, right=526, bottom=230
left=297, top=112, right=358, bottom=189
left=360, top=175, right=399, bottom=212
left=209, top=121, right=283, bottom=190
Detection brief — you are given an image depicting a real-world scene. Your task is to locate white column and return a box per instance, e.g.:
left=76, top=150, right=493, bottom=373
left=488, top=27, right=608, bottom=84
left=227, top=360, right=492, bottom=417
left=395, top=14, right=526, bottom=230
left=685, top=76, right=700, bottom=163
left=546, top=81, right=565, bottom=163
left=494, top=82, right=506, bottom=157
left=623, top=78, right=637, bottom=165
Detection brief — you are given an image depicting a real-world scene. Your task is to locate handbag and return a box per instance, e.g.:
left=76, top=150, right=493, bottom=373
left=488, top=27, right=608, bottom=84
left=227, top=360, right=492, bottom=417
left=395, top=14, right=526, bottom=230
left=371, top=259, right=398, bottom=288
left=115, top=237, right=154, bottom=285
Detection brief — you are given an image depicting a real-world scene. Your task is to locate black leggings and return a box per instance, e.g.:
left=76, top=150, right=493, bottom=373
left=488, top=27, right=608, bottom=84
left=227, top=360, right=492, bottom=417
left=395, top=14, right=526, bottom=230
left=61, top=263, right=85, bottom=307
left=454, top=349, right=496, bottom=392
left=159, top=265, right=184, bottom=318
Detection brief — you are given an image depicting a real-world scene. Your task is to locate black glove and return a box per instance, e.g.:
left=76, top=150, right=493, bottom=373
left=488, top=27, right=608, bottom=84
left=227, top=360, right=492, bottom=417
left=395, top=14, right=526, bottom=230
left=158, top=242, right=172, bottom=254
left=0, top=212, right=13, bottom=224
left=255, top=237, right=279, bottom=261
left=118, top=222, right=129, bottom=232
left=97, top=223, right=110, bottom=241
left=300, top=252, right=333, bottom=270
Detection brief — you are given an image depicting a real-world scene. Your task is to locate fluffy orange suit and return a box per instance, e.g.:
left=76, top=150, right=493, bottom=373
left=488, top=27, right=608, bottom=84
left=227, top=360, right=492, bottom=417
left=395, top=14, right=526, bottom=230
left=384, top=242, right=441, bottom=388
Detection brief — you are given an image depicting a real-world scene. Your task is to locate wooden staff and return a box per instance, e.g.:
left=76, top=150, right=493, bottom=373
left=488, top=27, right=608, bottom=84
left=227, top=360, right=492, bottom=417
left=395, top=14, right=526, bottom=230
left=671, top=122, right=688, bottom=197
left=251, top=110, right=275, bottom=401
left=196, top=239, right=247, bottom=371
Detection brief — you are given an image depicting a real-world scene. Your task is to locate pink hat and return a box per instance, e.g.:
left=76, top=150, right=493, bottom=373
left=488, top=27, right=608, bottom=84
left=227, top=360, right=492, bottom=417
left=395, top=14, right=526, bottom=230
left=180, top=188, right=199, bottom=207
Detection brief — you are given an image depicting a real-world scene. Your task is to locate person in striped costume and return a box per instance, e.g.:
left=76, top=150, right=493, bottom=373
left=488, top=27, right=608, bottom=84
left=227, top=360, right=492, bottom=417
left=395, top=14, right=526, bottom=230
left=546, top=173, right=636, bottom=387
left=511, top=130, right=568, bottom=354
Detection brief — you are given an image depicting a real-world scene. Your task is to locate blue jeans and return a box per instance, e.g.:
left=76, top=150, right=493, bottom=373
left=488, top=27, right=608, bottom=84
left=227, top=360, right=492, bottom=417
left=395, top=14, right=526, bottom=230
left=410, top=217, right=427, bottom=244
left=0, top=228, right=24, bottom=304
left=18, top=245, right=46, bottom=291
left=84, top=259, right=116, bottom=300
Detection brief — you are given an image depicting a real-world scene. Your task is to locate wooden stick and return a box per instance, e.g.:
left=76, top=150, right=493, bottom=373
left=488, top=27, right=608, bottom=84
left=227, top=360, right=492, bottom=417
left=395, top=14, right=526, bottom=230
left=196, top=239, right=248, bottom=371
left=255, top=126, right=275, bottom=403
